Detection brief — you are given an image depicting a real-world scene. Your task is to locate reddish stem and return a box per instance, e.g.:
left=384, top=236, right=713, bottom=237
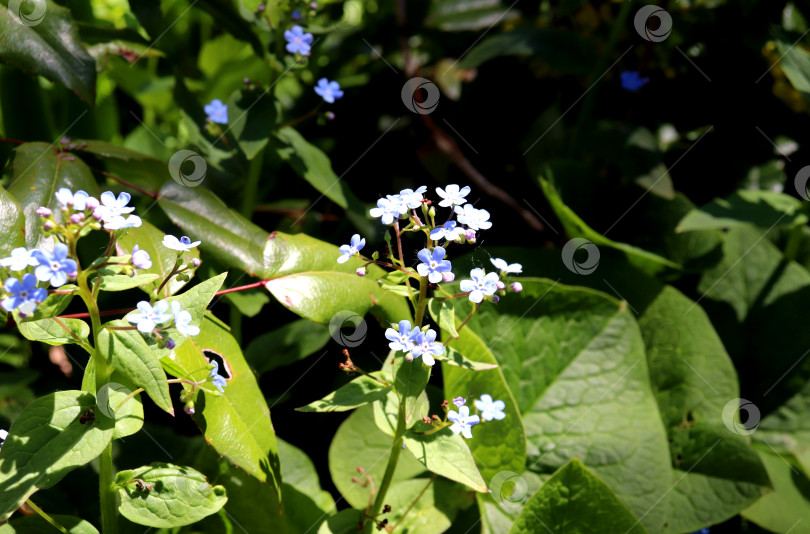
left=215, top=281, right=268, bottom=296
left=59, top=307, right=134, bottom=319
left=100, top=171, right=159, bottom=199
left=0, top=137, right=25, bottom=145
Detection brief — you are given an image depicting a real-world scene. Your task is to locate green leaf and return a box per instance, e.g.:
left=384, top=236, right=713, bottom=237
left=676, top=190, right=807, bottom=232
left=162, top=273, right=227, bottom=342
left=118, top=221, right=200, bottom=298
left=425, top=0, right=519, bottom=31
left=0, top=391, right=115, bottom=519
left=437, top=346, right=498, bottom=371
left=228, top=87, right=277, bottom=160
left=0, top=514, right=99, bottom=534
left=0, top=186, right=24, bottom=256
left=0, top=1, right=96, bottom=102
left=328, top=405, right=425, bottom=509
left=391, top=349, right=431, bottom=424
left=373, top=387, right=429, bottom=436
left=74, top=140, right=167, bottom=195
left=98, top=272, right=161, bottom=291
left=8, top=143, right=98, bottom=248
left=384, top=478, right=473, bottom=534
left=776, top=35, right=810, bottom=102
left=244, top=318, right=331, bottom=374
left=317, top=509, right=364, bottom=534
left=403, top=425, right=488, bottom=492
left=98, top=320, right=173, bottom=415
left=115, top=462, right=227, bottom=528
left=540, top=176, right=681, bottom=276
left=430, top=298, right=460, bottom=339
left=510, top=458, right=649, bottom=534
left=223, top=288, right=269, bottom=317
left=170, top=314, right=282, bottom=493
left=17, top=317, right=89, bottom=346
left=102, top=377, right=144, bottom=440
left=298, top=373, right=392, bottom=412
left=742, top=446, right=810, bottom=532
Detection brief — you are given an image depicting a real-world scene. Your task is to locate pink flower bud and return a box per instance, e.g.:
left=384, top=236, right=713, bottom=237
left=70, top=213, right=85, bottom=224
left=85, top=196, right=99, bottom=210
left=405, top=354, right=414, bottom=362
left=510, top=282, right=523, bottom=293
left=465, top=229, right=476, bottom=243
left=326, top=111, right=335, bottom=120
left=310, top=1, right=317, bottom=7
left=92, top=210, right=103, bottom=220
left=356, top=267, right=366, bottom=277
left=36, top=206, right=51, bottom=217
left=442, top=271, right=455, bottom=283
left=191, top=258, right=202, bottom=267
left=43, top=221, right=54, bottom=230
left=496, top=281, right=505, bottom=290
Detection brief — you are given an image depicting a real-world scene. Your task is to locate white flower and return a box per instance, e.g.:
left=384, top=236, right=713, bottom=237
left=490, top=258, right=522, bottom=274
left=0, top=247, right=38, bottom=271
left=55, top=188, right=93, bottom=211
left=104, top=215, right=142, bottom=230
left=448, top=406, right=480, bottom=439
left=369, top=195, right=408, bottom=225
left=429, top=221, right=465, bottom=242
left=398, top=186, right=427, bottom=209
left=459, top=268, right=499, bottom=304
left=171, top=301, right=200, bottom=337
left=436, top=184, right=471, bottom=207
left=454, top=204, right=492, bottom=231
left=131, top=245, right=152, bottom=270
left=474, top=394, right=506, bottom=421
left=163, top=235, right=201, bottom=252
left=95, top=191, right=135, bottom=222
left=0, top=428, right=7, bottom=443
left=126, top=301, right=172, bottom=333
left=337, top=234, right=365, bottom=264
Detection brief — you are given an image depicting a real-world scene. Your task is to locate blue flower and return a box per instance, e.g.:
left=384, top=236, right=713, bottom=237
left=55, top=188, right=94, bottom=211
left=448, top=406, right=480, bottom=439
left=490, top=258, right=522, bottom=275
left=430, top=221, right=465, bottom=242
left=620, top=71, right=649, bottom=91
left=398, top=186, right=426, bottom=209
left=385, top=319, right=419, bottom=353
left=416, top=247, right=451, bottom=283
left=436, top=184, right=470, bottom=207
left=410, top=329, right=443, bottom=366
left=104, top=214, right=142, bottom=231
left=1, top=273, right=47, bottom=314
left=95, top=191, right=135, bottom=223
left=285, top=25, right=313, bottom=55
left=459, top=268, right=499, bottom=303
left=452, top=396, right=465, bottom=407
left=32, top=243, right=77, bottom=288
left=131, top=245, right=152, bottom=270
left=163, top=235, right=201, bottom=252
left=204, top=99, right=228, bottom=124
left=292, top=9, right=301, bottom=19
left=126, top=300, right=172, bottom=333
left=369, top=195, right=408, bottom=225
left=454, top=204, right=492, bottom=231
left=314, top=78, right=344, bottom=104
left=474, top=394, right=506, bottom=421
left=209, top=360, right=228, bottom=392
left=0, top=247, right=38, bottom=272
left=337, top=234, right=365, bottom=264
left=171, top=301, right=200, bottom=337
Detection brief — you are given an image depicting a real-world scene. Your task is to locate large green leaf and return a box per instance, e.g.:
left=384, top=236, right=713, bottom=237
left=75, top=140, right=168, bottom=194
left=8, top=143, right=98, bottom=248
left=0, top=514, right=99, bottom=534
left=244, top=318, right=331, bottom=374
left=298, top=373, right=392, bottom=412
left=403, top=425, right=488, bottom=493
left=17, top=317, right=89, bottom=346
left=384, top=478, right=473, bottom=534
left=776, top=36, right=810, bottom=102
left=328, top=405, right=425, bottom=509
left=510, top=458, right=648, bottom=534
left=742, top=446, right=810, bottom=532
left=676, top=190, right=807, bottom=232
left=114, top=462, right=227, bottom=528
left=0, top=186, right=24, bottom=256
left=228, top=87, right=277, bottom=160
left=169, top=314, right=281, bottom=494
left=0, top=0, right=95, bottom=102
left=0, top=390, right=115, bottom=519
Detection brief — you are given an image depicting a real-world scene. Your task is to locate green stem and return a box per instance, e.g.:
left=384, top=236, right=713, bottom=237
left=367, top=401, right=407, bottom=528
left=414, top=276, right=429, bottom=326
left=241, top=150, right=264, bottom=219
left=26, top=500, right=70, bottom=534
left=784, top=222, right=804, bottom=261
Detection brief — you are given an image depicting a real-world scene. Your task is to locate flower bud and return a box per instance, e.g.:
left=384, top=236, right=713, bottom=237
left=310, top=1, right=317, bottom=7
left=325, top=111, right=335, bottom=120
left=43, top=220, right=55, bottom=231
left=85, top=197, right=99, bottom=210
left=93, top=210, right=103, bottom=220
left=491, top=295, right=500, bottom=303
left=184, top=401, right=195, bottom=415
left=69, top=213, right=85, bottom=224
left=496, top=281, right=505, bottom=290
left=428, top=207, right=436, bottom=218
left=405, top=354, right=414, bottom=362
left=465, top=229, right=476, bottom=243
left=190, top=258, right=202, bottom=267
left=510, top=282, right=523, bottom=293
left=36, top=206, right=52, bottom=217
left=243, top=77, right=250, bottom=85
left=166, top=339, right=176, bottom=350
left=371, top=251, right=379, bottom=260
left=356, top=267, right=366, bottom=277
left=442, top=271, right=455, bottom=283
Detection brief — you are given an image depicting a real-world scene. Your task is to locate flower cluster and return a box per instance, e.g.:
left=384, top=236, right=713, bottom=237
left=53, top=189, right=142, bottom=230
left=0, top=243, right=77, bottom=315
left=417, top=394, right=506, bottom=440
left=385, top=320, right=444, bottom=366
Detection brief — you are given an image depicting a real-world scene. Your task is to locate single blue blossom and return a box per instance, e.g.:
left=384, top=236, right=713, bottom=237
left=474, top=394, right=506, bottom=421
left=490, top=258, right=522, bottom=275
left=385, top=319, right=419, bottom=353
left=171, top=301, right=200, bottom=337
left=204, top=99, right=228, bottom=124
left=127, top=300, right=172, bottom=333
left=314, top=78, right=344, bottom=104
left=436, top=184, right=471, bottom=207
left=620, top=71, right=649, bottom=91
left=416, top=247, right=451, bottom=284
left=454, top=204, right=492, bottom=231
left=32, top=243, right=77, bottom=288
left=369, top=195, right=407, bottom=225
left=209, top=360, right=228, bottom=392
left=430, top=221, right=465, bottom=242
left=131, top=245, right=152, bottom=270
left=337, top=234, right=365, bottom=264
left=0, top=247, right=38, bottom=271
left=2, top=273, right=47, bottom=314
left=95, top=191, right=135, bottom=222
left=284, top=25, right=313, bottom=55
left=448, top=406, right=480, bottom=439
left=410, top=329, right=443, bottom=366
left=399, top=186, right=427, bottom=209
left=163, top=235, right=201, bottom=252
left=104, top=214, right=142, bottom=231
left=459, top=268, right=499, bottom=304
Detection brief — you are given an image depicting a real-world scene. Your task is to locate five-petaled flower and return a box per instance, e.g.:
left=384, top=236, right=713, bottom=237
left=460, top=268, right=499, bottom=304
left=171, top=301, right=200, bottom=337
left=32, top=244, right=77, bottom=288
left=127, top=301, right=172, bottom=333
left=490, top=258, right=522, bottom=275
left=314, top=78, right=344, bottom=104
left=55, top=188, right=94, bottom=211
left=204, top=99, right=228, bottom=124
left=448, top=406, right=480, bottom=439
left=430, top=221, right=465, bottom=242
left=163, top=235, right=201, bottom=252
left=285, top=25, right=313, bottom=55
left=454, top=204, right=492, bottom=231
left=416, top=247, right=452, bottom=284
left=385, top=320, right=419, bottom=353
left=0, top=247, right=38, bottom=272
left=95, top=191, right=135, bottom=222
left=369, top=195, right=408, bottom=225
left=337, top=234, right=365, bottom=264
left=410, top=329, right=443, bottom=366
left=474, top=394, right=506, bottom=421
left=131, top=245, right=152, bottom=270
left=436, top=184, right=471, bottom=207
left=2, top=273, right=47, bottom=314
left=399, top=187, right=427, bottom=209
left=104, top=214, right=142, bottom=231
left=209, top=361, right=228, bottom=392
left=620, top=71, right=649, bottom=92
